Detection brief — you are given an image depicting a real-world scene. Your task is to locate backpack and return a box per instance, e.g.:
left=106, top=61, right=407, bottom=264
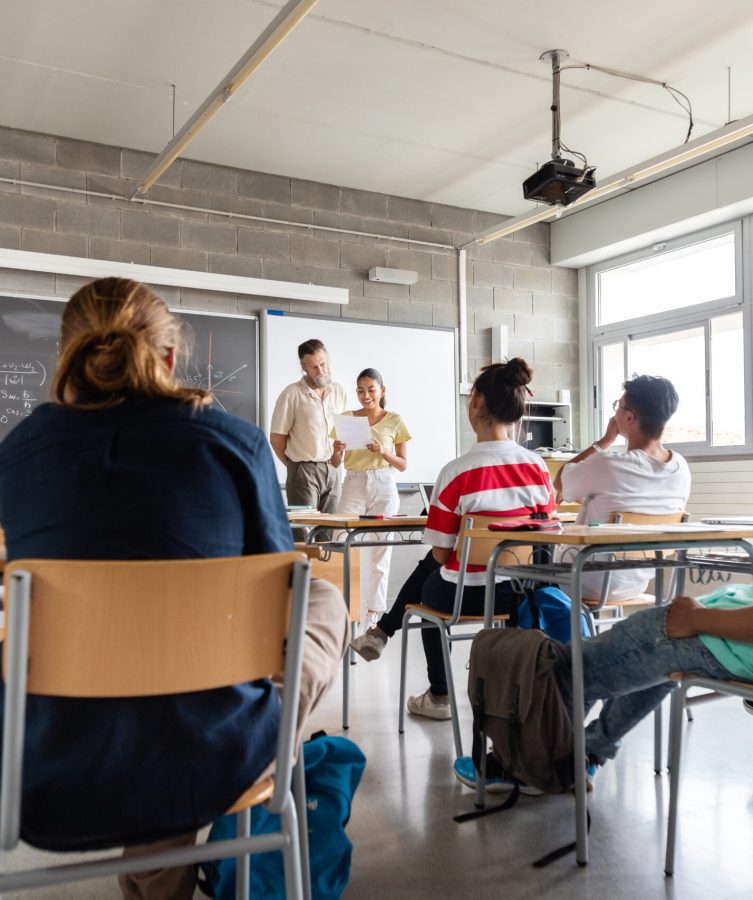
left=199, top=733, right=366, bottom=900
left=466, top=627, right=575, bottom=795
left=516, top=585, right=591, bottom=643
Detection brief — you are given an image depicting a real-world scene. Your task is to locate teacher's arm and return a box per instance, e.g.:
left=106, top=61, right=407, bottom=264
left=269, top=432, right=289, bottom=467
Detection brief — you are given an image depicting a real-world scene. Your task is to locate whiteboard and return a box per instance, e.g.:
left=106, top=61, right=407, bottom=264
left=260, top=311, right=458, bottom=484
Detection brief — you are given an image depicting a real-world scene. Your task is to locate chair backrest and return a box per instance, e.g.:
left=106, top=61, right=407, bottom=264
left=3, top=552, right=307, bottom=698
left=458, top=514, right=534, bottom=569
left=608, top=511, right=688, bottom=559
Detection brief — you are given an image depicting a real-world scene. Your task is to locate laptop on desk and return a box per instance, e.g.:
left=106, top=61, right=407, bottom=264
left=701, top=515, right=753, bottom=526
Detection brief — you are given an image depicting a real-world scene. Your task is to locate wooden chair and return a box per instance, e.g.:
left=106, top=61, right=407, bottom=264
left=398, top=514, right=533, bottom=757
left=584, top=510, right=688, bottom=631
left=0, top=553, right=311, bottom=900
left=665, top=675, right=753, bottom=876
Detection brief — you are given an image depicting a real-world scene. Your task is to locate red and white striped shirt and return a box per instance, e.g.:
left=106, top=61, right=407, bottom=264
left=424, top=440, right=555, bottom=584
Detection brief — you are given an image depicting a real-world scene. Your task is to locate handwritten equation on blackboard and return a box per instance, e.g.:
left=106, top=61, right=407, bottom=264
left=0, top=360, right=47, bottom=425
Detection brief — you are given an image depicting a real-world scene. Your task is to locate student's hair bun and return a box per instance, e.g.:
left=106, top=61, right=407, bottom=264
left=472, top=357, right=533, bottom=425
left=52, top=277, right=211, bottom=409
left=502, top=357, right=533, bottom=388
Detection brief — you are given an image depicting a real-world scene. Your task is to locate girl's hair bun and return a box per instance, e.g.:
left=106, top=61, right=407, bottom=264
left=503, top=357, right=532, bottom=388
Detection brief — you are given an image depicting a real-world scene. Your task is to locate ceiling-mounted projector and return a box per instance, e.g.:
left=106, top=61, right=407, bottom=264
left=523, top=49, right=597, bottom=207
left=523, top=158, right=596, bottom=206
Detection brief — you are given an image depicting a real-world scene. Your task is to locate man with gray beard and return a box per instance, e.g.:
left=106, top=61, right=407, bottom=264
left=270, top=338, right=347, bottom=512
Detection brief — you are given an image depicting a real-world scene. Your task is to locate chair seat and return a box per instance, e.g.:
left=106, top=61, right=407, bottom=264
left=226, top=775, right=275, bottom=814
left=583, top=592, right=655, bottom=608
left=405, top=603, right=509, bottom=623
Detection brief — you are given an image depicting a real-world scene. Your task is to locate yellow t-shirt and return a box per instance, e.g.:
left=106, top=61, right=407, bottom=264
left=333, top=411, right=411, bottom=471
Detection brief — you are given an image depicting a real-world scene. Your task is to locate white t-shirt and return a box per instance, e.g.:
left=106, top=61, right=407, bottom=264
left=558, top=448, right=691, bottom=599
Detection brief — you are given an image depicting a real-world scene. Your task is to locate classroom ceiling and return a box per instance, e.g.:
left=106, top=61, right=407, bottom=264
left=2, top=0, right=753, bottom=217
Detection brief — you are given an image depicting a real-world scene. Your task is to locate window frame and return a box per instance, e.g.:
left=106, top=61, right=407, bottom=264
left=586, top=219, right=753, bottom=459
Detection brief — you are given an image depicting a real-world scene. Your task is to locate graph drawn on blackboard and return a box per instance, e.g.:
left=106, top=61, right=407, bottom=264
left=176, top=311, right=257, bottom=424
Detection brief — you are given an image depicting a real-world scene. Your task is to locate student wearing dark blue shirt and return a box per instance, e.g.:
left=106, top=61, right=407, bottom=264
left=0, top=277, right=348, bottom=900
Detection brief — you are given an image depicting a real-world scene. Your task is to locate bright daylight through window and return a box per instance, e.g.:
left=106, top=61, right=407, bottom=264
left=589, top=225, right=748, bottom=455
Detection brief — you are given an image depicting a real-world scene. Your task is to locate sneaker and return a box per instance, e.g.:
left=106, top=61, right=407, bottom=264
left=586, top=761, right=599, bottom=792
left=406, top=689, right=452, bottom=720
left=453, top=755, right=544, bottom=796
left=365, top=610, right=380, bottom=629
left=350, top=628, right=387, bottom=662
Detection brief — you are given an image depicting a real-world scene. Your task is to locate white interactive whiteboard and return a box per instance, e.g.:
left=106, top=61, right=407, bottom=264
left=260, top=311, right=458, bottom=484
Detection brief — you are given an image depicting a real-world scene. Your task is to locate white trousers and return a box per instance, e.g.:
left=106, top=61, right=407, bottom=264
left=336, top=469, right=400, bottom=614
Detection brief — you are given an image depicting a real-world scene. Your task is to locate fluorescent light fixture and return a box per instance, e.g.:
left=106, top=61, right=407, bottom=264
left=0, top=249, right=349, bottom=305
left=368, top=267, right=419, bottom=285
left=470, top=112, right=753, bottom=246
left=132, top=0, right=320, bottom=197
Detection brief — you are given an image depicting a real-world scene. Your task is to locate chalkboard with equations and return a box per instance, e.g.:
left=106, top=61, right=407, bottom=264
left=0, top=294, right=258, bottom=441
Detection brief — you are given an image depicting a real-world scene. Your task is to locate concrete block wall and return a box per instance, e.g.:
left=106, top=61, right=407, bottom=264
left=0, top=126, right=579, bottom=446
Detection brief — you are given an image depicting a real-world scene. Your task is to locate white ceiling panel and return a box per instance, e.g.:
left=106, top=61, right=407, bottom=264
left=1, top=0, right=752, bottom=215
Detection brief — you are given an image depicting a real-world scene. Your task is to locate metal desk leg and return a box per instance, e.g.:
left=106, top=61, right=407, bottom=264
left=570, top=553, right=589, bottom=866
left=342, top=535, right=353, bottom=730
left=654, top=564, right=665, bottom=774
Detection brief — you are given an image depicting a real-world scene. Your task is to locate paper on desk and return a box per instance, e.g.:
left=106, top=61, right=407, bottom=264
left=593, top=523, right=751, bottom=532
left=334, top=414, right=373, bottom=448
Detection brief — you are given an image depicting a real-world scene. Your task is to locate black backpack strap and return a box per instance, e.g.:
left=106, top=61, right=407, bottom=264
left=454, top=783, right=519, bottom=823
left=524, top=585, right=541, bottom=630
left=532, top=801, right=592, bottom=867
left=470, top=677, right=485, bottom=774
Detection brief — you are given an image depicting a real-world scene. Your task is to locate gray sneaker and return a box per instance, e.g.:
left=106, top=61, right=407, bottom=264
left=407, top=689, right=451, bottom=720
left=350, top=628, right=387, bottom=661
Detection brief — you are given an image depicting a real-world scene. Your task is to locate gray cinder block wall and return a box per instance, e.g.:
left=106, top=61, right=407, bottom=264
left=0, top=126, right=579, bottom=446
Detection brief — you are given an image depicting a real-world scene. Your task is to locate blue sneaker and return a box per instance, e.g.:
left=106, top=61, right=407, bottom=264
left=453, top=755, right=544, bottom=796
left=586, top=761, right=599, bottom=792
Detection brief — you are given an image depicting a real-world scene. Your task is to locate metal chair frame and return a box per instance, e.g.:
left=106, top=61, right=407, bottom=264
left=0, top=554, right=311, bottom=900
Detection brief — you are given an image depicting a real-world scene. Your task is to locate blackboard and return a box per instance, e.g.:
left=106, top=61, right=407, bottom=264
left=0, top=293, right=258, bottom=440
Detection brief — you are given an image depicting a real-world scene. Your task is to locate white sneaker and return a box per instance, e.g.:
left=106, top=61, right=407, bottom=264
left=350, top=628, right=387, bottom=662
left=407, top=689, right=451, bottom=720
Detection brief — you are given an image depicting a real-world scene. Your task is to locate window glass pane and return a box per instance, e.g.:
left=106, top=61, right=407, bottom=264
left=598, top=342, right=625, bottom=444
left=597, top=233, right=735, bottom=326
left=629, top=327, right=706, bottom=443
left=711, top=312, right=745, bottom=446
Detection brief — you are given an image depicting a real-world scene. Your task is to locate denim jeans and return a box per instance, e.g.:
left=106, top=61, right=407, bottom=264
left=555, top=605, right=736, bottom=764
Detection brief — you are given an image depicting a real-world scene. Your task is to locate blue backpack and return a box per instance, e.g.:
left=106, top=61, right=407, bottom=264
left=199, top=733, right=366, bottom=900
left=516, top=585, right=590, bottom=643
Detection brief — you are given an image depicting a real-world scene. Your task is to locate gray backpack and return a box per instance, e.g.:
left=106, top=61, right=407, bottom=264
left=467, top=627, right=574, bottom=795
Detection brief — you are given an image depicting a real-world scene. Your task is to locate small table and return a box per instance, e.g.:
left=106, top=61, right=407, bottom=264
left=289, top=514, right=427, bottom=728
left=467, top=522, right=753, bottom=865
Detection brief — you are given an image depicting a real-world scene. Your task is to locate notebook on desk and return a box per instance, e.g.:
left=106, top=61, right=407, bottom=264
left=702, top=516, right=753, bottom=526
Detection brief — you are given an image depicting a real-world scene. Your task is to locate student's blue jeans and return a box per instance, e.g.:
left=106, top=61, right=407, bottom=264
left=555, top=605, right=736, bottom=764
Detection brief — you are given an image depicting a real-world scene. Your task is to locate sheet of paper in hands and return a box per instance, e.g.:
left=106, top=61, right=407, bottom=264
left=334, top=414, right=373, bottom=448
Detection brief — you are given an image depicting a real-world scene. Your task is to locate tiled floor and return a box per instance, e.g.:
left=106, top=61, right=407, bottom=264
left=6, top=613, right=753, bottom=898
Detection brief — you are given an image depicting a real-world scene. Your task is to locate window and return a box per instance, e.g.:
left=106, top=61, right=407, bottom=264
left=588, top=223, right=748, bottom=457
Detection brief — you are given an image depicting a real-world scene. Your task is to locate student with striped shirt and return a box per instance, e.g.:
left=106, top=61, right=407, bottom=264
left=350, top=358, right=556, bottom=720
